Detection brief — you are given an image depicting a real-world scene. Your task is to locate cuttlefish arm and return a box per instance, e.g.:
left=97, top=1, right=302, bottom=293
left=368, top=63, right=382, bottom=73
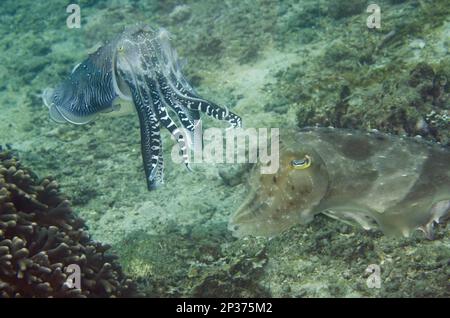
left=43, top=39, right=164, bottom=189
left=43, top=25, right=242, bottom=190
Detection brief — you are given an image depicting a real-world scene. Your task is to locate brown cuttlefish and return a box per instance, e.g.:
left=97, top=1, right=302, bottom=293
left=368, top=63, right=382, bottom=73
left=229, top=128, right=450, bottom=239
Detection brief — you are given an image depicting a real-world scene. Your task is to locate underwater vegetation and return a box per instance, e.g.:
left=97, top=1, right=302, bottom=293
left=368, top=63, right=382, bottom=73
left=230, top=128, right=450, bottom=239
left=265, top=1, right=450, bottom=145
left=43, top=25, right=241, bottom=190
left=0, top=0, right=449, bottom=298
left=118, top=230, right=270, bottom=297
left=0, top=149, right=137, bottom=297
left=291, top=60, right=450, bottom=144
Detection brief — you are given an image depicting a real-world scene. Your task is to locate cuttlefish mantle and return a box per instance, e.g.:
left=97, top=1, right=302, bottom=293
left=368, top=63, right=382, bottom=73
left=43, top=25, right=242, bottom=190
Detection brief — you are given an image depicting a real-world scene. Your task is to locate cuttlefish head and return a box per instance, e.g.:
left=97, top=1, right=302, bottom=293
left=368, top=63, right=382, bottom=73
left=229, top=144, right=329, bottom=238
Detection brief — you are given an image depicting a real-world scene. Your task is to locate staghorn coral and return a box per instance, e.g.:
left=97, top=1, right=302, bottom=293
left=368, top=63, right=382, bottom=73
left=0, top=149, right=138, bottom=297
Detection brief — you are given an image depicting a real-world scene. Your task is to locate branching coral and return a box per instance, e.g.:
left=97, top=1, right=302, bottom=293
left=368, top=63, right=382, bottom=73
left=0, top=149, right=138, bottom=297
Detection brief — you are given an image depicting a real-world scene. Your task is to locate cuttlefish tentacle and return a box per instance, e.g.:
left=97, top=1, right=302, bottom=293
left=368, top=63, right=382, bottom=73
left=165, top=79, right=242, bottom=128
left=144, top=75, right=191, bottom=168
left=123, top=70, right=164, bottom=189
left=126, top=27, right=216, bottom=174
left=116, top=35, right=182, bottom=189
left=141, top=43, right=198, bottom=133
left=155, top=72, right=197, bottom=132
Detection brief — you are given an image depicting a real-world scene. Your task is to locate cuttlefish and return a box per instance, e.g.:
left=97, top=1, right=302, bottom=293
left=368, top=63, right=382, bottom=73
left=229, top=128, right=450, bottom=239
left=43, top=25, right=241, bottom=190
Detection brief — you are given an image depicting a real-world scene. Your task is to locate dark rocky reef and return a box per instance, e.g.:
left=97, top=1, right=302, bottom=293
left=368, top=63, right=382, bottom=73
left=0, top=149, right=138, bottom=297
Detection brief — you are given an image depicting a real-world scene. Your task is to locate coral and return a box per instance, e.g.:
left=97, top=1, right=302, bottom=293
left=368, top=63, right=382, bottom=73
left=0, top=149, right=138, bottom=297
left=1, top=0, right=448, bottom=299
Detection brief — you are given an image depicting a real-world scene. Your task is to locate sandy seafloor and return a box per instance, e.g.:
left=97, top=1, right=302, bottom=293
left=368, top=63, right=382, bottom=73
left=0, top=0, right=449, bottom=297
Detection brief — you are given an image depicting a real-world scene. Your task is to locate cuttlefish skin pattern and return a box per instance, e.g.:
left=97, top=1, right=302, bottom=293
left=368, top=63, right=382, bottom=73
left=44, top=25, right=241, bottom=190
left=230, top=127, right=450, bottom=239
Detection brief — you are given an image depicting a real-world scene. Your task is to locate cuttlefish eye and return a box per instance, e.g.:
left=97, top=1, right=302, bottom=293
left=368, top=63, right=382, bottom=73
left=291, top=155, right=312, bottom=170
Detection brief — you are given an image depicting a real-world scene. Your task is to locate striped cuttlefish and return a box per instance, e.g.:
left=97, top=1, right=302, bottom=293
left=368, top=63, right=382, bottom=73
left=229, top=128, right=450, bottom=239
left=43, top=25, right=241, bottom=190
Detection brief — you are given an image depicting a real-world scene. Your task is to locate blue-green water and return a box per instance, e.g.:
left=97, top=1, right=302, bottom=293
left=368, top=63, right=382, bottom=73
left=0, top=0, right=449, bottom=298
